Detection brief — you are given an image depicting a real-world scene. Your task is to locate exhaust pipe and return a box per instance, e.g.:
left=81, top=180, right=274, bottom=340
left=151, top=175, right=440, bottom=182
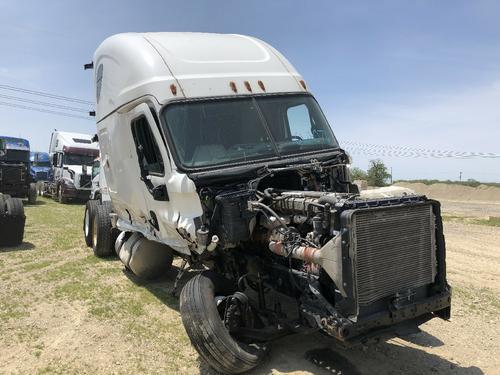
left=268, top=234, right=347, bottom=297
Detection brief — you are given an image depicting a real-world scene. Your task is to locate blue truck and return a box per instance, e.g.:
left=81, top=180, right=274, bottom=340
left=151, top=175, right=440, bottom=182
left=30, top=151, right=52, bottom=195
left=0, top=136, right=37, bottom=204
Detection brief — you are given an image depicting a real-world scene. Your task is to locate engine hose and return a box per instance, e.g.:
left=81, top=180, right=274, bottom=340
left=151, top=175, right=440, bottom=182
left=269, top=241, right=321, bottom=264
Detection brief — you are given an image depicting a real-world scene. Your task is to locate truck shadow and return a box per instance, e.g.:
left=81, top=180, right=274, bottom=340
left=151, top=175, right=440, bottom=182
left=124, top=268, right=481, bottom=375
left=0, top=241, right=35, bottom=252
left=243, top=333, right=483, bottom=375
left=23, top=199, right=47, bottom=206
left=122, top=264, right=193, bottom=312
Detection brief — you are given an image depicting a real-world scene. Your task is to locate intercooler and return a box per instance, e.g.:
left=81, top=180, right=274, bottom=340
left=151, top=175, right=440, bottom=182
left=351, top=203, right=436, bottom=306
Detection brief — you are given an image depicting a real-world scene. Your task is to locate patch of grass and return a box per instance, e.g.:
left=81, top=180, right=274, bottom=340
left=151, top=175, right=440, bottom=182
left=441, top=214, right=500, bottom=227
left=0, top=300, right=29, bottom=321
left=474, top=217, right=500, bottom=227
left=23, top=260, right=52, bottom=272
left=453, top=285, right=500, bottom=316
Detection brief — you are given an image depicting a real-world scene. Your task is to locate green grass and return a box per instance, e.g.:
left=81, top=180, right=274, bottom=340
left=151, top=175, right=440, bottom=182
left=442, top=214, right=500, bottom=227
left=452, top=285, right=500, bottom=316
left=474, top=217, right=500, bottom=227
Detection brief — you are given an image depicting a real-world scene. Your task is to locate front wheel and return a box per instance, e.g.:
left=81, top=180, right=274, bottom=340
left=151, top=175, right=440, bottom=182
left=180, top=272, right=267, bottom=374
left=28, top=183, right=37, bottom=204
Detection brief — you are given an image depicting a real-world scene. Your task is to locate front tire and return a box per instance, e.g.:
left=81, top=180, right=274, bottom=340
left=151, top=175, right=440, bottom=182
left=57, top=185, right=68, bottom=204
left=28, top=183, right=37, bottom=204
left=180, top=272, right=266, bottom=374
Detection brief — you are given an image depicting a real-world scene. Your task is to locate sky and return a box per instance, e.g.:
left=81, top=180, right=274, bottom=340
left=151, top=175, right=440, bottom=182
left=0, top=0, right=499, bottom=182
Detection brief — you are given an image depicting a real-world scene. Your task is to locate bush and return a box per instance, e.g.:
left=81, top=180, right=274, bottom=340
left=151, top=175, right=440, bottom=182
left=350, top=167, right=367, bottom=181
left=367, top=159, right=390, bottom=187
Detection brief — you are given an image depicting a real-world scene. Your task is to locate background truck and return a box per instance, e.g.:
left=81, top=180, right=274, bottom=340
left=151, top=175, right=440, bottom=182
left=30, top=151, right=52, bottom=195
left=0, top=136, right=37, bottom=204
left=44, top=131, right=99, bottom=203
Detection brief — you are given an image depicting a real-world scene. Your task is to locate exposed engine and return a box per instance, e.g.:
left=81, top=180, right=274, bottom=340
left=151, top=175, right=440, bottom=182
left=191, top=164, right=451, bottom=342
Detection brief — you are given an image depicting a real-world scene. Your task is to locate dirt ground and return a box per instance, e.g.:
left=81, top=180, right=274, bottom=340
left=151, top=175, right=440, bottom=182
left=0, top=193, right=499, bottom=375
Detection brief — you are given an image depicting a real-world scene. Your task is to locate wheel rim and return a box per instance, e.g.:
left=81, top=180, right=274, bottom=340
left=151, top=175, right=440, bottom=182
left=92, top=215, right=98, bottom=247
left=84, top=209, right=90, bottom=237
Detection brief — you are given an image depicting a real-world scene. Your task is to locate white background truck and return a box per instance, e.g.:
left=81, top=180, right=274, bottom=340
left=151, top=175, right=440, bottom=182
left=44, top=131, right=99, bottom=203
left=86, top=32, right=451, bottom=374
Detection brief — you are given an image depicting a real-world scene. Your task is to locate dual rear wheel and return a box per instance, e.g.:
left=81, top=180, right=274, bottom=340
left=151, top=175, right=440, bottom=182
left=83, top=200, right=117, bottom=257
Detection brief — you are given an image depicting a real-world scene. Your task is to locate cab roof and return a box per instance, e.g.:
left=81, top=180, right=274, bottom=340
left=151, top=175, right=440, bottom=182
left=0, top=136, right=30, bottom=151
left=50, top=131, right=98, bottom=153
left=92, top=32, right=308, bottom=121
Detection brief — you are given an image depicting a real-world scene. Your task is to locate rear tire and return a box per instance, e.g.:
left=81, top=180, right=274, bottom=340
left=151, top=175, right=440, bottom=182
left=83, top=200, right=99, bottom=247
left=180, top=272, right=266, bottom=374
left=57, top=185, right=68, bottom=204
left=92, top=203, right=113, bottom=257
left=0, top=197, right=25, bottom=246
left=6, top=197, right=24, bottom=217
left=0, top=194, right=6, bottom=215
left=28, top=183, right=37, bottom=204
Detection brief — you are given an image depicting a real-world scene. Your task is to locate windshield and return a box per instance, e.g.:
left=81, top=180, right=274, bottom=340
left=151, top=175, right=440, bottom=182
left=33, top=161, right=51, bottom=167
left=0, top=149, right=29, bottom=163
left=64, top=153, right=95, bottom=166
left=162, top=94, right=338, bottom=168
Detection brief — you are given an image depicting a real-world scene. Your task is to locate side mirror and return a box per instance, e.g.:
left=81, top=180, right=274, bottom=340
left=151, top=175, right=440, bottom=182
left=152, top=184, right=169, bottom=201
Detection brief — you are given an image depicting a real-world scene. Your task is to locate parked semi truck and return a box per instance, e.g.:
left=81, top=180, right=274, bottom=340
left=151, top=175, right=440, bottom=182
left=0, top=136, right=36, bottom=204
left=86, top=32, right=451, bottom=374
left=44, top=131, right=99, bottom=203
left=30, top=151, right=52, bottom=195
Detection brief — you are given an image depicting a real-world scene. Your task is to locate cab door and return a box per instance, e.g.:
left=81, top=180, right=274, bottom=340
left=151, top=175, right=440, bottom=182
left=126, top=103, right=181, bottom=242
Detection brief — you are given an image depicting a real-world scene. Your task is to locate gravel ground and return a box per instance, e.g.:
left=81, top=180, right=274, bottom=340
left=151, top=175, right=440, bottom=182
left=0, top=197, right=498, bottom=375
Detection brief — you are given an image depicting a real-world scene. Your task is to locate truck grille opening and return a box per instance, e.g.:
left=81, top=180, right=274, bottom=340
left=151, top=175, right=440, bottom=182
left=0, top=166, right=25, bottom=182
left=352, top=204, right=436, bottom=306
left=36, top=171, right=48, bottom=180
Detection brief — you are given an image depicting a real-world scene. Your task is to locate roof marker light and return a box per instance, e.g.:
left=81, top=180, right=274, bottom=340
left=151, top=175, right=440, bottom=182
left=170, top=84, right=177, bottom=95
left=300, top=80, right=307, bottom=90
left=257, top=80, right=266, bottom=91
left=229, top=81, right=238, bottom=93
left=244, top=81, right=252, bottom=92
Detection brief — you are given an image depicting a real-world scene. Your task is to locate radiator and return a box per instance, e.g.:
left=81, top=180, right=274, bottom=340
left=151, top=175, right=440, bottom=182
left=352, top=203, right=436, bottom=306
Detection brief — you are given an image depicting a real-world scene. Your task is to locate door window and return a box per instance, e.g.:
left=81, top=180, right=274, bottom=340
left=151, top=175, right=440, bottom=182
left=131, top=116, right=164, bottom=176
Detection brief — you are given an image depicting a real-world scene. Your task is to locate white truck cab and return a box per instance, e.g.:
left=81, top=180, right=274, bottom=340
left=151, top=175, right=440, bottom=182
left=88, top=33, right=450, bottom=374
left=47, top=131, right=99, bottom=202
left=93, top=32, right=315, bottom=254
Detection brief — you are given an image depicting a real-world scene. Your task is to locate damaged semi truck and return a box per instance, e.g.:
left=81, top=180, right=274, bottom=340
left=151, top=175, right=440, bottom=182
left=88, top=33, right=451, bottom=374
